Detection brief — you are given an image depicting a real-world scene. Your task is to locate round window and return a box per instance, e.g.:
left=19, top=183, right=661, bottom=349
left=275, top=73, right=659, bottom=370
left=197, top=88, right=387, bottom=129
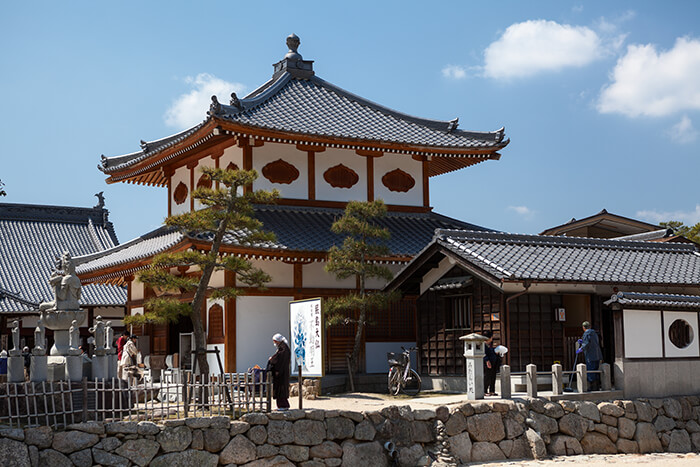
left=668, top=319, right=694, bottom=349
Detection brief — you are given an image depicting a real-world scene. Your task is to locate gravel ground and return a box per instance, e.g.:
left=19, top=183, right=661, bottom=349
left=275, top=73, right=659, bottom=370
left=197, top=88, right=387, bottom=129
left=474, top=452, right=700, bottom=466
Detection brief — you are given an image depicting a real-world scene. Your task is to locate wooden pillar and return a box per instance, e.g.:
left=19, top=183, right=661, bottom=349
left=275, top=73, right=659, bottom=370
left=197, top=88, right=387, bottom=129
left=366, top=156, right=374, bottom=201
left=224, top=270, right=237, bottom=372
left=293, top=263, right=303, bottom=300
left=297, top=144, right=324, bottom=201
left=187, top=160, right=198, bottom=211
left=422, top=158, right=430, bottom=207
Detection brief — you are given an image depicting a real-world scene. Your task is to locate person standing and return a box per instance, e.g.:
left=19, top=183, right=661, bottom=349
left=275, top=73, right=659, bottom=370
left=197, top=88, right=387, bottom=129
left=577, top=321, right=603, bottom=391
left=120, top=335, right=138, bottom=384
left=267, top=333, right=291, bottom=410
left=116, top=331, right=129, bottom=361
left=482, top=330, right=501, bottom=396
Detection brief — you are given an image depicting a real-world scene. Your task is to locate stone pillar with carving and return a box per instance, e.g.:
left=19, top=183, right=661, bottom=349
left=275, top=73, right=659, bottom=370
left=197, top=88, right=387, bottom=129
left=7, top=320, right=24, bottom=383
left=460, top=333, right=488, bottom=400
left=90, top=316, right=108, bottom=379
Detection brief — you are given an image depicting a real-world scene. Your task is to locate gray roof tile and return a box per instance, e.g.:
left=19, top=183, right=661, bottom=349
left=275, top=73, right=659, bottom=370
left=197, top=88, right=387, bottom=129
left=605, top=291, right=700, bottom=309
left=0, top=203, right=127, bottom=313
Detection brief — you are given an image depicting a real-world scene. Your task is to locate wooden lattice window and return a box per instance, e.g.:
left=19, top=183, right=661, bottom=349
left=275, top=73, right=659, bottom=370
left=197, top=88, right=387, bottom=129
left=173, top=182, right=188, bottom=205
left=446, top=295, right=471, bottom=331
left=208, top=304, right=224, bottom=344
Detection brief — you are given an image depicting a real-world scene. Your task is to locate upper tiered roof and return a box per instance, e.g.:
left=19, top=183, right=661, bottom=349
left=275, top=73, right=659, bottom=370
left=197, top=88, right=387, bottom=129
left=99, top=34, right=509, bottom=185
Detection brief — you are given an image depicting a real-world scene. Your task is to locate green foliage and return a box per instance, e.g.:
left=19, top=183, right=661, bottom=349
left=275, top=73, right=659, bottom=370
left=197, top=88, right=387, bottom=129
left=323, top=200, right=399, bottom=373
left=660, top=220, right=700, bottom=243
left=125, top=166, right=278, bottom=373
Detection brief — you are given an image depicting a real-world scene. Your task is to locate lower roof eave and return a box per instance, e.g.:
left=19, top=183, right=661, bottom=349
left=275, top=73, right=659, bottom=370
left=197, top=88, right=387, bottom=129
left=499, top=279, right=699, bottom=296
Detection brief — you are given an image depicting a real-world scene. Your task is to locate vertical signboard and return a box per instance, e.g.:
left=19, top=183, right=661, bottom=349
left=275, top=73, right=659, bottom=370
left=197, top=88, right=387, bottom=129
left=289, top=298, right=324, bottom=377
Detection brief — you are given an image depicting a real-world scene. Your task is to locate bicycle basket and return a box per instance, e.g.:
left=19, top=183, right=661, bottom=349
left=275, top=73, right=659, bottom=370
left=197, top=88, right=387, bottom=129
left=387, top=352, right=408, bottom=366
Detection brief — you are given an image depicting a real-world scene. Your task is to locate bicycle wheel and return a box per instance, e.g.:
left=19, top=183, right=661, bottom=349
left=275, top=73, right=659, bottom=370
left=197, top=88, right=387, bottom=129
left=387, top=367, right=401, bottom=396
left=402, top=369, right=422, bottom=396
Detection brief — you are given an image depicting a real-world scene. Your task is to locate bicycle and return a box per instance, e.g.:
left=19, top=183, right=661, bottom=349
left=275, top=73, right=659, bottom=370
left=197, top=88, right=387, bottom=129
left=387, top=346, right=422, bottom=396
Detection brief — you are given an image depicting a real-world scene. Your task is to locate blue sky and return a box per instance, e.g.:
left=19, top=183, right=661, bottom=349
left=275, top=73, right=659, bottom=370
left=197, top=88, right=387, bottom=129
left=2, top=1, right=699, bottom=243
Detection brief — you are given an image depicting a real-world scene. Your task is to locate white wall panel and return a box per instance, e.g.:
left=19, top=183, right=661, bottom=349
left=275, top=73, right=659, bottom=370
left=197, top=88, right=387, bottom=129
left=236, top=296, right=293, bottom=372
left=663, top=311, right=700, bottom=358
left=249, top=259, right=294, bottom=288
left=315, top=148, right=367, bottom=202
left=303, top=261, right=355, bottom=289
left=373, top=154, right=422, bottom=206
left=623, top=309, right=663, bottom=358
left=171, top=166, right=190, bottom=215
left=253, top=142, right=307, bottom=199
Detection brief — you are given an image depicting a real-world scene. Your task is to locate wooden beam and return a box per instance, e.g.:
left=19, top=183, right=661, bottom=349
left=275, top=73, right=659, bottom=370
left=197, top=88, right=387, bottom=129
left=422, top=158, right=430, bottom=207
left=307, top=151, right=315, bottom=200
left=294, top=263, right=303, bottom=300
left=225, top=270, right=236, bottom=372
left=366, top=156, right=374, bottom=202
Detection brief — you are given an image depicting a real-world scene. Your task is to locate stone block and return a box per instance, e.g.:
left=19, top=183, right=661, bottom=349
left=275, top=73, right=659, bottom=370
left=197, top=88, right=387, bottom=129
left=471, top=441, right=506, bottom=462
left=7, top=357, right=24, bottom=383
left=341, top=440, right=388, bottom=467
left=294, top=419, right=325, bottom=446
left=280, top=444, right=310, bottom=462
left=635, top=422, right=663, bottom=453
left=668, top=429, right=692, bottom=452
left=148, top=449, right=218, bottom=467
left=246, top=424, right=268, bottom=445
left=547, top=435, right=582, bottom=456
left=467, top=412, right=506, bottom=442
left=52, top=431, right=99, bottom=454
left=115, top=439, right=159, bottom=466
left=0, top=438, right=31, bottom=467
left=220, top=435, right=256, bottom=465
left=580, top=432, right=617, bottom=454
left=449, top=431, right=472, bottom=463
left=616, top=438, right=639, bottom=454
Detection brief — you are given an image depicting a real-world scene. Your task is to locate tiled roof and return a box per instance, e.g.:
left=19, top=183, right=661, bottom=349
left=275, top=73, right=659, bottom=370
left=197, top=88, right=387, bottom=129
left=430, top=230, right=700, bottom=285
left=76, top=206, right=491, bottom=278
left=100, top=36, right=507, bottom=175
left=0, top=202, right=127, bottom=313
left=604, top=292, right=700, bottom=309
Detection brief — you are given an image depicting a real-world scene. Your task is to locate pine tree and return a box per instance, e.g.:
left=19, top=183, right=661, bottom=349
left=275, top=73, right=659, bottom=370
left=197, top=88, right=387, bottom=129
left=660, top=220, right=700, bottom=243
left=125, top=167, right=278, bottom=375
left=324, top=200, right=399, bottom=376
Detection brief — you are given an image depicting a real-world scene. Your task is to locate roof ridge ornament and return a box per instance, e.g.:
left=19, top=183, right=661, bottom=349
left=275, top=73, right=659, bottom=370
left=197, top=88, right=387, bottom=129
left=230, top=92, right=243, bottom=110
left=209, top=95, right=222, bottom=116
left=273, top=33, right=314, bottom=79
left=285, top=33, right=302, bottom=61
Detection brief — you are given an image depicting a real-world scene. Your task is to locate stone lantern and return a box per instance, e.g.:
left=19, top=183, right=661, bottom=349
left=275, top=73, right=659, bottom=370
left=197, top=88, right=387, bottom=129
left=460, top=333, right=488, bottom=400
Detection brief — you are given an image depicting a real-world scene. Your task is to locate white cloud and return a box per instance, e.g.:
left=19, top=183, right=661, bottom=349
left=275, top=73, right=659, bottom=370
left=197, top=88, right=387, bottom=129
left=164, top=73, right=246, bottom=129
left=483, top=20, right=603, bottom=79
left=667, top=115, right=698, bottom=144
left=597, top=37, right=700, bottom=117
left=637, top=205, right=700, bottom=225
left=508, top=205, right=535, bottom=219
left=442, top=65, right=467, bottom=80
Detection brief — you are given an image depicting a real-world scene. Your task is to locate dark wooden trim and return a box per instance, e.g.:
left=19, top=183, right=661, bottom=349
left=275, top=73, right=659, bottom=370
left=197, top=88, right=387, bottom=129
left=355, top=149, right=384, bottom=158
left=422, top=159, right=430, bottom=207
left=265, top=197, right=433, bottom=213
left=293, top=263, right=303, bottom=295
left=215, top=155, right=220, bottom=190
left=307, top=151, right=315, bottom=200
left=224, top=270, right=236, bottom=372
left=660, top=309, right=666, bottom=357
left=613, top=309, right=624, bottom=359
left=240, top=138, right=253, bottom=195
left=296, top=144, right=326, bottom=153
left=189, top=162, right=196, bottom=211
left=367, top=156, right=374, bottom=201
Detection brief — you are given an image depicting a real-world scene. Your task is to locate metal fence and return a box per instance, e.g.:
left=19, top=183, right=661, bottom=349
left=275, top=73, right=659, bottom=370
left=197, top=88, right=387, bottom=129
left=0, top=371, right=271, bottom=429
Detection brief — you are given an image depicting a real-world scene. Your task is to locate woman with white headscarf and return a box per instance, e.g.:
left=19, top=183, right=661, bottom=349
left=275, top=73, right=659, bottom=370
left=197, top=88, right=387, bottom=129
left=267, top=333, right=291, bottom=410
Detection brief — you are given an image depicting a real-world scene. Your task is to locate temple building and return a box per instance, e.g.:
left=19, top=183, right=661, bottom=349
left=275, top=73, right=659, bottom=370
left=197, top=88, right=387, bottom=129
left=75, top=34, right=509, bottom=374
left=0, top=200, right=126, bottom=351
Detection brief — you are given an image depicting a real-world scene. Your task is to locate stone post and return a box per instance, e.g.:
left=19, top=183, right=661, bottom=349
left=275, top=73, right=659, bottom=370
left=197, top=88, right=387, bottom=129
left=526, top=364, right=537, bottom=398
left=460, top=333, right=488, bottom=400
left=7, top=356, right=24, bottom=383
left=551, top=363, right=563, bottom=396
left=500, top=364, right=511, bottom=399
left=30, top=355, right=48, bottom=382
left=576, top=363, right=587, bottom=393
left=600, top=363, right=611, bottom=391
left=92, top=355, right=109, bottom=380
left=65, top=356, right=82, bottom=382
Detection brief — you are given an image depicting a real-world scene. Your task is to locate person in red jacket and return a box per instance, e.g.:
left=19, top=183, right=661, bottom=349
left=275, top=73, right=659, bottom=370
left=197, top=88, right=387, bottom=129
left=116, top=331, right=130, bottom=361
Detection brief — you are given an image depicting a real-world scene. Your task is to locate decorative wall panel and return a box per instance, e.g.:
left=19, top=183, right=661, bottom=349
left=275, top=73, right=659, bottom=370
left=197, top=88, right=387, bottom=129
left=173, top=182, right=188, bottom=205
left=197, top=174, right=212, bottom=190
left=324, top=164, right=359, bottom=189
left=382, top=168, right=415, bottom=192
left=262, top=159, right=299, bottom=184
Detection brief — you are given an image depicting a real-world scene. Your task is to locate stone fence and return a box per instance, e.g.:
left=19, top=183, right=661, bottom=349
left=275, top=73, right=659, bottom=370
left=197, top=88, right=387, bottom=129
left=1, top=395, right=700, bottom=466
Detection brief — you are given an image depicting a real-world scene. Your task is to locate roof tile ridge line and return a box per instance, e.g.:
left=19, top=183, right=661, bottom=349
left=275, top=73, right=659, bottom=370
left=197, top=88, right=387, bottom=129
left=86, top=217, right=106, bottom=252
left=74, top=227, right=181, bottom=264
left=222, top=73, right=293, bottom=115
left=310, top=75, right=504, bottom=137
left=0, top=286, right=40, bottom=307
left=101, top=121, right=210, bottom=172
left=443, top=236, right=513, bottom=278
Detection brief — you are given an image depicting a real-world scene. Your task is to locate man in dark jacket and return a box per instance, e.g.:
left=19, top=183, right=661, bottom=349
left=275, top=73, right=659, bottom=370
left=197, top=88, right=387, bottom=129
left=482, top=330, right=501, bottom=396
left=267, top=333, right=291, bottom=410
left=577, top=321, right=603, bottom=391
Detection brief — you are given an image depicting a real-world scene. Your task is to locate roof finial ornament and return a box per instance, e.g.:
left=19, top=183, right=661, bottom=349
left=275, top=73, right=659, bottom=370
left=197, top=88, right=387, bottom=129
left=208, top=95, right=221, bottom=115
left=230, top=92, right=242, bottom=110
left=94, top=192, right=105, bottom=209
left=285, top=33, right=302, bottom=61
left=140, top=140, right=149, bottom=152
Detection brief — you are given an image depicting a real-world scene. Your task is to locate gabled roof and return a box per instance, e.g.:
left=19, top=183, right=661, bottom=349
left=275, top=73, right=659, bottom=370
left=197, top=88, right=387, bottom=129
left=76, top=205, right=492, bottom=283
left=0, top=201, right=126, bottom=313
left=387, top=229, right=700, bottom=292
left=99, top=34, right=508, bottom=185
left=604, top=291, right=700, bottom=309
left=539, top=209, right=660, bottom=238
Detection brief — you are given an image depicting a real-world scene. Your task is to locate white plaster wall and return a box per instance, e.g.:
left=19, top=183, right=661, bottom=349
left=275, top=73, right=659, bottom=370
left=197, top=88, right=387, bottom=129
left=663, top=311, right=700, bottom=358
left=374, top=154, right=422, bottom=206
left=303, top=261, right=355, bottom=289
left=171, top=165, right=190, bottom=215
left=621, top=358, right=700, bottom=398
left=365, top=341, right=417, bottom=373
left=420, top=256, right=455, bottom=296
left=207, top=344, right=223, bottom=375
left=236, top=296, right=292, bottom=372
left=220, top=144, right=245, bottom=197
left=94, top=307, right=124, bottom=318
left=253, top=142, right=307, bottom=199
left=194, top=156, right=217, bottom=211
left=365, top=264, right=403, bottom=290
left=316, top=148, right=367, bottom=202
left=22, top=316, right=38, bottom=328
left=209, top=269, right=226, bottom=289
left=623, top=309, right=663, bottom=358
left=131, top=281, right=144, bottom=301
left=249, top=259, right=294, bottom=288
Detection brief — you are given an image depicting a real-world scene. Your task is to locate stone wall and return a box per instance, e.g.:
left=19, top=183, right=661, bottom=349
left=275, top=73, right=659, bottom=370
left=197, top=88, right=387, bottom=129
left=1, top=395, right=700, bottom=466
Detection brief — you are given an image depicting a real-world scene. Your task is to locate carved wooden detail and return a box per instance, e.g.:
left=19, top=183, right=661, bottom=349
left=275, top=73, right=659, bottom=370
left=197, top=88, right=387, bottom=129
left=208, top=304, right=224, bottom=344
left=382, top=169, right=415, bottom=193
left=173, top=181, right=188, bottom=205
left=262, top=159, right=300, bottom=184
left=324, top=164, right=359, bottom=189
left=196, top=173, right=212, bottom=190
left=226, top=162, right=239, bottom=172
